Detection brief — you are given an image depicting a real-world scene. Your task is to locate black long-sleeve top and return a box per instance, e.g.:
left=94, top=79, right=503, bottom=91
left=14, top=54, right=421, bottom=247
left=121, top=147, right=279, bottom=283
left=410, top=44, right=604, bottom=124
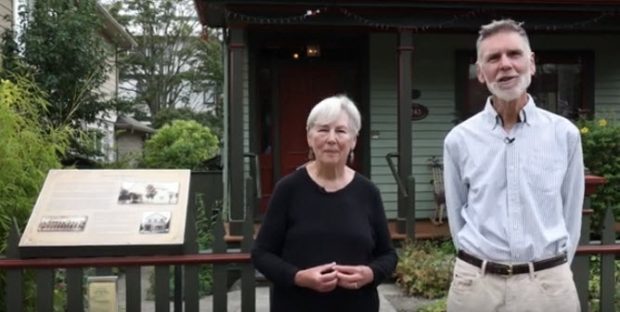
left=251, top=167, right=397, bottom=312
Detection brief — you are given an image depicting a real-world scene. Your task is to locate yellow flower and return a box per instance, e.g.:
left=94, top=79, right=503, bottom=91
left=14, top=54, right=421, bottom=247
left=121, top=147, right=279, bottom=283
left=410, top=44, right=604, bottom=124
left=580, top=127, right=589, bottom=134
left=598, top=119, right=608, bottom=127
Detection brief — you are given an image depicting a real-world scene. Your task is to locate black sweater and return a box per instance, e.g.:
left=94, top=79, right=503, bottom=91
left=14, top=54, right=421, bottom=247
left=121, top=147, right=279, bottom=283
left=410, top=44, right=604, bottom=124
left=251, top=167, right=397, bottom=312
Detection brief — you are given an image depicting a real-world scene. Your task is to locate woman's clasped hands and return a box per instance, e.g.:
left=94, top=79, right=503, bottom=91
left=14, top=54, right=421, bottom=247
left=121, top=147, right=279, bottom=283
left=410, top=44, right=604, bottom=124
left=293, top=262, right=374, bottom=292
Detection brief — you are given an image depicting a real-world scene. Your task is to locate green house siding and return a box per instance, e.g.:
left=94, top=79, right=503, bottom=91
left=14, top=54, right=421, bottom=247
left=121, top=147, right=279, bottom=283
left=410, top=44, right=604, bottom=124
left=594, top=42, right=620, bottom=118
left=223, top=39, right=252, bottom=216
left=369, top=33, right=399, bottom=217
left=369, top=33, right=474, bottom=219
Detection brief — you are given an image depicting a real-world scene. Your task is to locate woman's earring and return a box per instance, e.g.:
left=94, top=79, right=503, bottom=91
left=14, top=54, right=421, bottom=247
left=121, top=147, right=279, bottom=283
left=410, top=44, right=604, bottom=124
left=308, top=149, right=315, bottom=160
left=348, top=150, right=354, bottom=163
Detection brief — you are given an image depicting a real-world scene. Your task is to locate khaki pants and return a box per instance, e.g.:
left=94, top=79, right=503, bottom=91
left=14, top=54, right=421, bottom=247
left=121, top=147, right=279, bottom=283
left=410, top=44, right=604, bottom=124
left=447, top=258, right=580, bottom=312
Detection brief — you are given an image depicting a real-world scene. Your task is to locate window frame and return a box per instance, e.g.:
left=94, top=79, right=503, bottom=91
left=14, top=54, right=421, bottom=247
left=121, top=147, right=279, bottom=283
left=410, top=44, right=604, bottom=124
left=454, top=50, right=594, bottom=122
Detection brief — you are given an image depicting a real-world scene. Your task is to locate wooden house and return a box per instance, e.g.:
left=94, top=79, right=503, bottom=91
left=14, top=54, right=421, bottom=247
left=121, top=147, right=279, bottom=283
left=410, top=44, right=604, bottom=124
left=193, top=0, right=620, bottom=233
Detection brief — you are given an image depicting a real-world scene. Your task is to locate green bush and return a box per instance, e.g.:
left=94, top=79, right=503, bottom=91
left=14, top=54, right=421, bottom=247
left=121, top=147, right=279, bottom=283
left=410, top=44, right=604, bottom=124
left=578, top=117, right=620, bottom=232
left=143, top=120, right=219, bottom=169
left=587, top=256, right=620, bottom=312
left=394, top=240, right=455, bottom=299
left=418, top=298, right=447, bottom=312
left=0, top=74, right=70, bottom=310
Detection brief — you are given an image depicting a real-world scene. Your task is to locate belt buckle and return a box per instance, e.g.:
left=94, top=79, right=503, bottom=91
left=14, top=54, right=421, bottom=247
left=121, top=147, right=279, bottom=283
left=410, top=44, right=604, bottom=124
left=506, top=264, right=513, bottom=276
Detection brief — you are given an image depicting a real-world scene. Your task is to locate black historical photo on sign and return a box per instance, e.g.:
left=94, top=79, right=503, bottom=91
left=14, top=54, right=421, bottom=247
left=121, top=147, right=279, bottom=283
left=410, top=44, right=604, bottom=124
left=118, top=182, right=179, bottom=205
left=139, top=211, right=171, bottom=234
left=38, top=215, right=88, bottom=232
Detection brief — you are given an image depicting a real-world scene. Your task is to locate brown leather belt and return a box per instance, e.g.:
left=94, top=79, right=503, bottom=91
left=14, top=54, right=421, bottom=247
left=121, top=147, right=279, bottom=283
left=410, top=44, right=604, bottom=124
left=457, top=250, right=567, bottom=275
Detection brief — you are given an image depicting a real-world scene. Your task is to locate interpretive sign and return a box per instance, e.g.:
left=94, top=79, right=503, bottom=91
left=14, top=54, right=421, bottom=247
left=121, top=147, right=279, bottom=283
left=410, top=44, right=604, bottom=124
left=18, top=169, right=191, bottom=258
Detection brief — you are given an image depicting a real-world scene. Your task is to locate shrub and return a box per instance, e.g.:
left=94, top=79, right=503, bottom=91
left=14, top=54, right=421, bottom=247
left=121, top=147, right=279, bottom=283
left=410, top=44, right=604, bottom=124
left=587, top=256, right=620, bottom=312
left=394, top=240, right=455, bottom=299
left=143, top=120, right=219, bottom=169
left=578, top=117, right=620, bottom=232
left=0, top=74, right=70, bottom=310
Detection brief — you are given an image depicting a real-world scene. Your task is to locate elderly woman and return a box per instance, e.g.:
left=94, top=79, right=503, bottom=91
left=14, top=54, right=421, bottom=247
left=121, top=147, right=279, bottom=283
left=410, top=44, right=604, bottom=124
left=252, top=95, right=397, bottom=312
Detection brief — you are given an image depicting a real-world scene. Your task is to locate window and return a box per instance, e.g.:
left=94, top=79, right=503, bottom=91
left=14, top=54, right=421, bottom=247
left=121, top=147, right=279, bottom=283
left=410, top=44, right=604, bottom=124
left=455, top=51, right=594, bottom=122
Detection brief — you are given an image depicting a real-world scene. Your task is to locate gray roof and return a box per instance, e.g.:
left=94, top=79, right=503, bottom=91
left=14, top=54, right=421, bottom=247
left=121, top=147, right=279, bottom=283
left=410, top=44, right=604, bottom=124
left=115, top=115, right=156, bottom=134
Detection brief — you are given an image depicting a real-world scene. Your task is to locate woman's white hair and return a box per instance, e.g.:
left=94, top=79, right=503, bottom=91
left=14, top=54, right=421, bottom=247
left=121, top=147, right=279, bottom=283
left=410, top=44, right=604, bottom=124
left=306, top=94, right=361, bottom=135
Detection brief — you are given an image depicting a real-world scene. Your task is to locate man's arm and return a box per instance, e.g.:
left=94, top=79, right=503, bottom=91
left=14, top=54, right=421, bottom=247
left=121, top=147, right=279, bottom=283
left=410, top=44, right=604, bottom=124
left=443, top=135, right=468, bottom=251
left=561, top=128, right=585, bottom=263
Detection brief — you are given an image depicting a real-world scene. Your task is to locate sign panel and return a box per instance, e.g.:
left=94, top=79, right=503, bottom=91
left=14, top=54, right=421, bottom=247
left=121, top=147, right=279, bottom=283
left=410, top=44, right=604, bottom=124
left=19, top=169, right=191, bottom=257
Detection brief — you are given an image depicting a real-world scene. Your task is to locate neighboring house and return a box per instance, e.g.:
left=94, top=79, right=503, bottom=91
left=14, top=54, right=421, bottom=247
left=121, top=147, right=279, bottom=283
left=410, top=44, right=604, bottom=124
left=1, top=1, right=139, bottom=164
left=0, top=0, right=13, bottom=37
left=86, top=3, right=138, bottom=163
left=115, top=115, right=155, bottom=165
left=195, top=1, right=620, bottom=224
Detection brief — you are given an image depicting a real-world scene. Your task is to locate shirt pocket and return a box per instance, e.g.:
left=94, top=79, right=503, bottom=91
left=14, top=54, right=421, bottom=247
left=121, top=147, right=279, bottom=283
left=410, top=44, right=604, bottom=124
left=523, top=154, right=563, bottom=193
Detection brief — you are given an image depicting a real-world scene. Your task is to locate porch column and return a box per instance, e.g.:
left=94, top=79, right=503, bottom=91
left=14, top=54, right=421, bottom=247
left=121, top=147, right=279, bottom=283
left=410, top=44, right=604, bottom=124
left=228, top=26, right=246, bottom=235
left=397, top=29, right=414, bottom=231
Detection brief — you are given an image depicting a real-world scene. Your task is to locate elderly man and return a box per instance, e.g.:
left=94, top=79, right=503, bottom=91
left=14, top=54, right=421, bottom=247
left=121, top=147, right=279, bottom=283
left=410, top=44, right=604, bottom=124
left=443, top=19, right=584, bottom=312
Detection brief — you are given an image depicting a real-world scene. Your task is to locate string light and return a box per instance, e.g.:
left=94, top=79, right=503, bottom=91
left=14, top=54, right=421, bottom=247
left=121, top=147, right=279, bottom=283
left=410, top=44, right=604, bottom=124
left=223, top=7, right=328, bottom=25
left=340, top=8, right=482, bottom=32
left=215, top=5, right=618, bottom=32
left=532, top=11, right=617, bottom=31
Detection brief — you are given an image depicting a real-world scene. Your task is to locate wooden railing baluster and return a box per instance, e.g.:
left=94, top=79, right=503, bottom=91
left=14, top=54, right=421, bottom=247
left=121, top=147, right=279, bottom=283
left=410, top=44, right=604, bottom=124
left=599, top=206, right=616, bottom=312
left=241, top=177, right=256, bottom=312
left=36, top=268, right=54, bottom=312
left=125, top=266, right=141, bottom=312
left=66, top=268, right=83, bottom=312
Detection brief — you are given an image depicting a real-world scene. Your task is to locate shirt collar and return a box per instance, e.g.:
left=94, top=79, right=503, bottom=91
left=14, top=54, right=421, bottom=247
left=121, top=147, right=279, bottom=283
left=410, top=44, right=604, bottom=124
left=482, top=95, right=538, bottom=129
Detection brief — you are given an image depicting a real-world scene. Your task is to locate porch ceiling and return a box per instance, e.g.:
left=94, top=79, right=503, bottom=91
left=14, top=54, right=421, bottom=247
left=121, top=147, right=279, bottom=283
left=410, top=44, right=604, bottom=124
left=194, top=0, right=620, bottom=33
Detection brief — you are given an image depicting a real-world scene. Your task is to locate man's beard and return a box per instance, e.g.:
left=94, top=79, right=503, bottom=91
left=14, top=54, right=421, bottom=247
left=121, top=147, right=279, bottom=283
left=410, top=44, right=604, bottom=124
left=486, top=72, right=531, bottom=101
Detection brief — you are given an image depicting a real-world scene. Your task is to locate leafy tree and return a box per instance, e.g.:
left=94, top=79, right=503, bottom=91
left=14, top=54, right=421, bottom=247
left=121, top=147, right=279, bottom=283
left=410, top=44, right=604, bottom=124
left=1, top=0, right=115, bottom=164
left=0, top=73, right=70, bottom=308
left=7, top=0, right=112, bottom=127
left=108, top=0, right=223, bottom=123
left=143, top=119, right=219, bottom=169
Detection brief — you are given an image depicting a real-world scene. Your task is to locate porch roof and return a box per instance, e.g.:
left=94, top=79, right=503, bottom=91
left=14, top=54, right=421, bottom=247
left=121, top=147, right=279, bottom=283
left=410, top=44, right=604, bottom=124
left=115, top=115, right=156, bottom=134
left=194, top=0, right=620, bottom=33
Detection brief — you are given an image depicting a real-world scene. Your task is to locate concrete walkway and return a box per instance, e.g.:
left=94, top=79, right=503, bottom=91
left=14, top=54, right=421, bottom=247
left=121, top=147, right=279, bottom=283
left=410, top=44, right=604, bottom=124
left=133, top=285, right=399, bottom=312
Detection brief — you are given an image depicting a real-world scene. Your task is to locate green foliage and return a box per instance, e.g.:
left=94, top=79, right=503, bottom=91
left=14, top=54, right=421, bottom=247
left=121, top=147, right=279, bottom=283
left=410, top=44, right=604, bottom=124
left=587, top=256, right=620, bottom=312
left=1, top=0, right=114, bottom=163
left=418, top=298, right=447, bottom=312
left=144, top=120, right=219, bottom=169
left=108, top=0, right=224, bottom=122
left=10, top=0, right=111, bottom=127
left=395, top=240, right=455, bottom=299
left=578, top=117, right=620, bottom=232
left=152, top=107, right=223, bottom=138
left=194, top=196, right=218, bottom=295
left=0, top=74, right=70, bottom=310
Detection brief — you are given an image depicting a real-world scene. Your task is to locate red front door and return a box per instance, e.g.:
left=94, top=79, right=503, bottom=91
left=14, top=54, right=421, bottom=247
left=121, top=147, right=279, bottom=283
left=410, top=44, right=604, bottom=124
left=278, top=62, right=349, bottom=175
left=258, top=60, right=360, bottom=213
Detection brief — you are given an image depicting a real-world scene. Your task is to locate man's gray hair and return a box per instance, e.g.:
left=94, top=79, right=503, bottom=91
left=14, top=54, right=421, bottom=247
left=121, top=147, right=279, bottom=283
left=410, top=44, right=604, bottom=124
left=476, top=19, right=531, bottom=62
left=306, top=94, right=361, bottom=135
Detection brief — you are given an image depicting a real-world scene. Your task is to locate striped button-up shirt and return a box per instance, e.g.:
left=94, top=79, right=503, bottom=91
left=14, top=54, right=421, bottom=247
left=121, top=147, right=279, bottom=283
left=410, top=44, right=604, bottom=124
left=443, top=96, right=584, bottom=263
